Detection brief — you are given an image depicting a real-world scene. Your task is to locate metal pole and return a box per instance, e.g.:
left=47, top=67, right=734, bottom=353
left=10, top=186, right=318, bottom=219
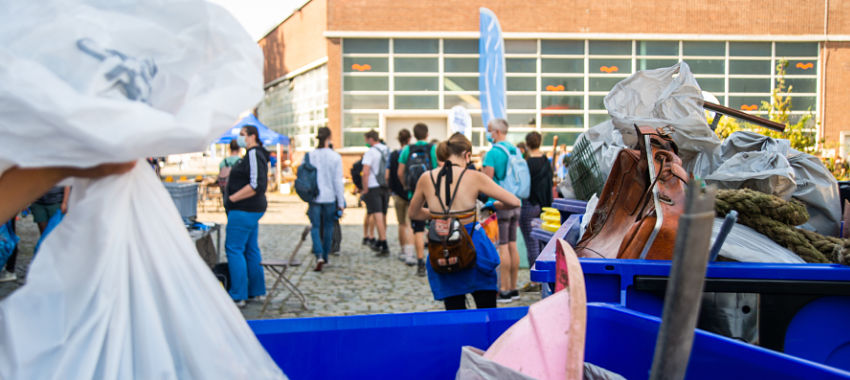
left=649, top=179, right=717, bottom=380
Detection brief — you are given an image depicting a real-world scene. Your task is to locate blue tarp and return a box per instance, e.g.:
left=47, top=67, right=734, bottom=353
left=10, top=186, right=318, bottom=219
left=216, top=114, right=289, bottom=146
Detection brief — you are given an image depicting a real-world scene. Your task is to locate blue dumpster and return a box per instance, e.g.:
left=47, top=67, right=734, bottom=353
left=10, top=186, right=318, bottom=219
left=248, top=304, right=850, bottom=379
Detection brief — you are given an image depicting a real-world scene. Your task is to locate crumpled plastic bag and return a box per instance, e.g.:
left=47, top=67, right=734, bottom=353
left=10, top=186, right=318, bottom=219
left=456, top=346, right=625, bottom=380
left=711, top=218, right=804, bottom=263
left=604, top=62, right=721, bottom=176
left=0, top=0, right=286, bottom=378
left=704, top=151, right=797, bottom=199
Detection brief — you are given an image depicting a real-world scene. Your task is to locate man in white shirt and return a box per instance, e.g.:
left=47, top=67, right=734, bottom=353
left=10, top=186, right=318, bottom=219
left=360, top=130, right=391, bottom=256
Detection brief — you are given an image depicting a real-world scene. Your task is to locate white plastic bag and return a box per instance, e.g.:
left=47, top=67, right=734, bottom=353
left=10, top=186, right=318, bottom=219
left=0, top=0, right=285, bottom=378
left=704, top=151, right=797, bottom=199
left=711, top=218, right=804, bottom=264
left=604, top=62, right=721, bottom=176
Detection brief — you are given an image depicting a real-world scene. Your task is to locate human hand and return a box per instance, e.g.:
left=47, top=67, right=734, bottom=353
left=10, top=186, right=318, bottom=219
left=60, top=201, right=68, bottom=214
left=481, top=200, right=496, bottom=212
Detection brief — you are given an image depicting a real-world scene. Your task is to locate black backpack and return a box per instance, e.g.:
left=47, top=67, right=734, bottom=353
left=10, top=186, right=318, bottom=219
left=294, top=153, right=318, bottom=202
left=405, top=143, right=432, bottom=191
left=350, top=159, right=364, bottom=192
left=387, top=150, right=406, bottom=197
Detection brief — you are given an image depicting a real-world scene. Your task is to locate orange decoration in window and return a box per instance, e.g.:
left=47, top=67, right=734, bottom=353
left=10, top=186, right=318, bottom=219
left=795, top=62, right=813, bottom=70
left=599, top=65, right=619, bottom=73
left=351, top=63, right=372, bottom=72
left=740, top=104, right=758, bottom=111
left=545, top=84, right=565, bottom=91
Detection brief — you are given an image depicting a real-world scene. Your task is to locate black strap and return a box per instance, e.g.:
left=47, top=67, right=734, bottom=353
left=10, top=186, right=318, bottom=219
left=429, top=161, right=468, bottom=216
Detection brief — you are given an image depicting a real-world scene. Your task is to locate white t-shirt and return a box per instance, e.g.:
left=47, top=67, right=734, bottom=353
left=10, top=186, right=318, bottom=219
left=361, top=143, right=389, bottom=189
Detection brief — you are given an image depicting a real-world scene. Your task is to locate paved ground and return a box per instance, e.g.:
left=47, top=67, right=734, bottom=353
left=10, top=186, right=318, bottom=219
left=1, top=191, right=541, bottom=320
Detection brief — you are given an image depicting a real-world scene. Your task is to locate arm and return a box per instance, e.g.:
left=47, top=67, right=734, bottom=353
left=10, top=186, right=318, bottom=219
left=482, top=165, right=495, bottom=178
left=228, top=184, right=256, bottom=203
left=60, top=186, right=71, bottom=214
left=407, top=174, right=432, bottom=221
left=397, top=163, right=406, bottom=187
left=360, top=164, right=371, bottom=195
left=229, top=149, right=261, bottom=203
left=0, top=162, right=135, bottom=223
left=476, top=172, right=520, bottom=209
left=334, top=156, right=345, bottom=210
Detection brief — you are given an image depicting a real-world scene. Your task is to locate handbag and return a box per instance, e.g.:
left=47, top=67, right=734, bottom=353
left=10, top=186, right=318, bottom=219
left=575, top=125, right=688, bottom=260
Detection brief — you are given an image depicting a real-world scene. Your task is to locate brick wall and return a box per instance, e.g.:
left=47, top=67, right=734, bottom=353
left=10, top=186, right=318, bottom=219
left=258, top=0, right=328, bottom=84
left=822, top=42, right=850, bottom=144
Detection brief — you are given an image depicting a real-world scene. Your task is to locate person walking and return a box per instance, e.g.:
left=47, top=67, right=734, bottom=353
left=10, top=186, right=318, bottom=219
left=397, top=123, right=438, bottom=276
left=408, top=133, right=520, bottom=310
left=388, top=129, right=415, bottom=265
left=307, top=127, right=345, bottom=271
left=482, top=118, right=526, bottom=303
left=518, top=132, right=553, bottom=267
left=360, top=130, right=391, bottom=256
left=224, top=124, right=269, bottom=307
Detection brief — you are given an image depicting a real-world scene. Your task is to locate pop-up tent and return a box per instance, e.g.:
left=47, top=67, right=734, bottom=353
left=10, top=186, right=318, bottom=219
left=216, top=114, right=289, bottom=146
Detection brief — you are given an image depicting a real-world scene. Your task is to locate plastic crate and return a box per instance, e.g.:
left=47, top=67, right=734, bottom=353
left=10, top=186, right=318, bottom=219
left=163, top=182, right=198, bottom=221
left=567, top=136, right=606, bottom=201
left=248, top=304, right=850, bottom=379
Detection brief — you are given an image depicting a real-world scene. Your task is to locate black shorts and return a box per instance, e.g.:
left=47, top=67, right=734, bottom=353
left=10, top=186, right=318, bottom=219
left=411, top=219, right=428, bottom=233
left=363, top=187, right=389, bottom=215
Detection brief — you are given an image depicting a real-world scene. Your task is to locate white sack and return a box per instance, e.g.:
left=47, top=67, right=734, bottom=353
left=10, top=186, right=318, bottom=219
left=711, top=218, right=804, bottom=264
left=604, top=62, right=721, bottom=176
left=0, top=0, right=285, bottom=378
left=704, top=151, right=797, bottom=199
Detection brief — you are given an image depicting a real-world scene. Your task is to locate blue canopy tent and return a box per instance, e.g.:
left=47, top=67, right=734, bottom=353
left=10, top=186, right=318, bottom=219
left=216, top=114, right=289, bottom=146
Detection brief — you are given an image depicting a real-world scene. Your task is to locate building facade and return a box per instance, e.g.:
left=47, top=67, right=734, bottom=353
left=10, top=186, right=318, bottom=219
left=258, top=0, right=850, bottom=164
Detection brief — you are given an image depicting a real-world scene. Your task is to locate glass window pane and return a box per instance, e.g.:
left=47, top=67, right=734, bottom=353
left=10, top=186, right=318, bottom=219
left=471, top=130, right=482, bottom=146
left=683, top=41, right=725, bottom=56
left=686, top=59, right=724, bottom=74
left=507, top=77, right=536, bottom=91
left=776, top=42, right=818, bottom=57
left=589, top=77, right=622, bottom=92
left=394, top=95, right=438, bottom=109
left=589, top=40, right=631, bottom=55
left=507, top=114, right=536, bottom=127
left=541, top=114, right=584, bottom=129
left=506, top=58, right=536, bottom=73
left=344, top=94, right=388, bottom=109
left=343, top=76, right=388, bottom=91
left=696, top=78, right=725, bottom=92
left=542, top=132, right=581, bottom=146
left=344, top=113, right=379, bottom=129
left=445, top=58, right=478, bottom=72
left=505, top=40, right=537, bottom=54
left=542, top=40, right=584, bottom=55
left=730, top=60, right=771, bottom=75
left=729, top=78, right=770, bottom=93
left=394, top=39, right=438, bottom=54
left=444, top=39, right=478, bottom=54
left=785, top=60, right=817, bottom=75
left=542, top=95, right=583, bottom=110
left=588, top=113, right=610, bottom=127
left=343, top=131, right=366, bottom=147
left=782, top=78, right=816, bottom=93
left=395, top=57, right=438, bottom=72
left=730, top=42, right=770, bottom=57
left=506, top=131, right=531, bottom=144
left=507, top=95, right=536, bottom=109
left=637, top=41, right=678, bottom=56
left=542, top=77, right=583, bottom=92
left=343, top=39, right=389, bottom=54
left=729, top=96, right=768, bottom=111
left=444, top=94, right=481, bottom=110
left=471, top=115, right=483, bottom=129
left=789, top=96, right=816, bottom=111
left=637, top=59, right=679, bottom=71
left=589, top=58, right=630, bottom=74
left=542, top=58, right=583, bottom=73
left=344, top=57, right=388, bottom=72
left=394, top=76, right=438, bottom=91
left=589, top=95, right=606, bottom=110
left=445, top=76, right=479, bottom=91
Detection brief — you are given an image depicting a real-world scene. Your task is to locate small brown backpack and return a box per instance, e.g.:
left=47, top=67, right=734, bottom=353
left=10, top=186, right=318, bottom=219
left=427, top=164, right=477, bottom=274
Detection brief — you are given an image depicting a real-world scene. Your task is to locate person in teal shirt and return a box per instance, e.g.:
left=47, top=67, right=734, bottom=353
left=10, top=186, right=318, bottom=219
left=396, top=122, right=438, bottom=276
left=219, top=140, right=241, bottom=169
left=482, top=118, right=522, bottom=304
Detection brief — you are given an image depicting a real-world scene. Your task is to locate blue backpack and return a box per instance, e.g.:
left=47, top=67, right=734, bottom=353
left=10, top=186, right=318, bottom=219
left=294, top=153, right=319, bottom=202
left=494, top=143, right=531, bottom=199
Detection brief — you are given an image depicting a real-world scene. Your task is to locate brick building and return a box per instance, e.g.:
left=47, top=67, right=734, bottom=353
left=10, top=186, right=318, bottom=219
left=257, top=0, right=850, bottom=165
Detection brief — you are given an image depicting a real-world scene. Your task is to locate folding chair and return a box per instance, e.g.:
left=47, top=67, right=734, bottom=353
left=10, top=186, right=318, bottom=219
left=260, top=226, right=310, bottom=316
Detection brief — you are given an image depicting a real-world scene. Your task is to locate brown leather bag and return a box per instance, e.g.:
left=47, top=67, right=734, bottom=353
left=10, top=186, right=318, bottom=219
left=427, top=164, right=477, bottom=274
left=575, top=125, right=688, bottom=260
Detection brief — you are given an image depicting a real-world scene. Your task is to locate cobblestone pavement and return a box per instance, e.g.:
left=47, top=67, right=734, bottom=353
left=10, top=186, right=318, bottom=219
left=0, top=192, right=541, bottom=320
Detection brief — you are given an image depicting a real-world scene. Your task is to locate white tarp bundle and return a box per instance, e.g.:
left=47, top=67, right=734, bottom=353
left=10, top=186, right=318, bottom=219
left=0, top=0, right=286, bottom=378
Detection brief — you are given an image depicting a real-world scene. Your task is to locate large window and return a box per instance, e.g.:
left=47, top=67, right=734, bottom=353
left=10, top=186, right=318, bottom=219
left=259, top=65, right=328, bottom=149
left=342, top=38, right=820, bottom=148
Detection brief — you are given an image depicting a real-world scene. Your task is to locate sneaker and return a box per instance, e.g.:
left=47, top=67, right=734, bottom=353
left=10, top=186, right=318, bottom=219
left=235, top=300, right=247, bottom=308
left=248, top=295, right=266, bottom=303
left=0, top=270, right=16, bottom=283
left=375, top=241, right=390, bottom=257
left=370, top=240, right=381, bottom=252
left=497, top=291, right=513, bottom=303
left=362, top=237, right=371, bottom=246
left=404, top=252, right=417, bottom=266
left=314, top=258, right=325, bottom=272
left=416, top=261, right=426, bottom=277
left=510, top=289, right=520, bottom=301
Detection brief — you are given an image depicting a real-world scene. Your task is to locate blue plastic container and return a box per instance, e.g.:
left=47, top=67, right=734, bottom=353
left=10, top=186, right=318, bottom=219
left=249, top=304, right=850, bottom=379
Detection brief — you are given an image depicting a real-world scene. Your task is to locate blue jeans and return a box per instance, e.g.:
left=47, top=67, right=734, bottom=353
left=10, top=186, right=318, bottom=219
left=308, top=202, right=337, bottom=261
left=225, top=210, right=266, bottom=301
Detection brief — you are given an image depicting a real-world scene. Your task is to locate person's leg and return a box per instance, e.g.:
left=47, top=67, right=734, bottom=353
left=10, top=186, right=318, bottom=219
left=244, top=212, right=266, bottom=298
left=31, top=204, right=48, bottom=234
left=307, top=204, right=324, bottom=260
left=225, top=210, right=252, bottom=301
left=508, top=209, right=521, bottom=294
left=321, top=203, right=336, bottom=262
left=443, top=294, right=467, bottom=310
left=471, top=290, right=498, bottom=309
left=519, top=203, right=541, bottom=266
left=496, top=209, right=513, bottom=293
